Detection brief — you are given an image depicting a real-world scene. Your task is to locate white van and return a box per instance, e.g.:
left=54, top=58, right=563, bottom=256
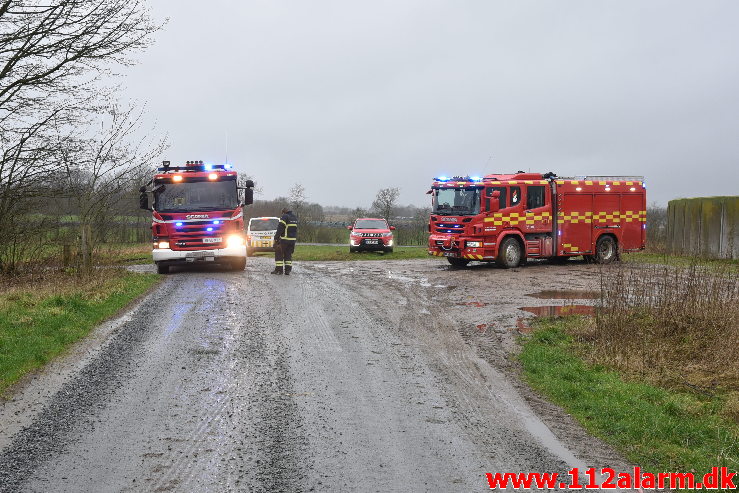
left=246, top=217, right=280, bottom=256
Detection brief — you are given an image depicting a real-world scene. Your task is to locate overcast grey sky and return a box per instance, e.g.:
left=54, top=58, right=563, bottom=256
left=124, top=1, right=739, bottom=207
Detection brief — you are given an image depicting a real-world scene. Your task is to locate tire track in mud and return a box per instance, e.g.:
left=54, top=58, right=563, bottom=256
left=304, top=263, right=582, bottom=473
left=227, top=272, right=311, bottom=493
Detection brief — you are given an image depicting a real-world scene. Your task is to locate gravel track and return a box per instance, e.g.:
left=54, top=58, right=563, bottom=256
left=0, top=257, right=629, bottom=492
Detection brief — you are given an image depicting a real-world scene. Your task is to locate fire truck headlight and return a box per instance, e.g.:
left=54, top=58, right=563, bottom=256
left=208, top=173, right=218, bottom=180
left=227, top=234, right=245, bottom=247
left=387, top=240, right=393, bottom=246
left=157, top=241, right=170, bottom=249
left=467, top=241, right=481, bottom=248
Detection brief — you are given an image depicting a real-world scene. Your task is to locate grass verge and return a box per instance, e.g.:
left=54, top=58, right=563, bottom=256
left=622, top=251, right=739, bottom=272
left=520, top=317, right=739, bottom=477
left=250, top=244, right=439, bottom=261
left=0, top=270, right=160, bottom=395
left=94, top=243, right=439, bottom=263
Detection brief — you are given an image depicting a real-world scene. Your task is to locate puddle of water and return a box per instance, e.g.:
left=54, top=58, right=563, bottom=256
left=514, top=304, right=596, bottom=333
left=527, top=290, right=600, bottom=300
left=519, top=305, right=596, bottom=317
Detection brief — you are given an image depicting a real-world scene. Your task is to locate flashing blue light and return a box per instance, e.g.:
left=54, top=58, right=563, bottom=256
left=207, top=227, right=213, bottom=232
left=175, top=222, right=183, bottom=227
left=224, top=164, right=232, bottom=169
left=471, top=176, right=481, bottom=182
left=213, top=220, right=220, bottom=225
left=437, top=176, right=448, bottom=181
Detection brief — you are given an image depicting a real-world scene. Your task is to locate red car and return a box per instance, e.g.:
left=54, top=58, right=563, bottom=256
left=347, top=218, right=395, bottom=253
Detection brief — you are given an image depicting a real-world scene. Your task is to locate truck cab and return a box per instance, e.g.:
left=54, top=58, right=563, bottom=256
left=140, top=160, right=254, bottom=274
left=246, top=217, right=279, bottom=256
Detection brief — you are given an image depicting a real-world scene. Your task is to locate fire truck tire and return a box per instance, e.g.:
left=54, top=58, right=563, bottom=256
left=349, top=246, right=358, bottom=253
left=232, top=258, right=246, bottom=271
left=156, top=263, right=169, bottom=274
left=447, top=257, right=469, bottom=268
left=594, top=235, right=618, bottom=264
left=246, top=247, right=254, bottom=257
left=496, top=237, right=523, bottom=269
left=384, top=247, right=394, bottom=254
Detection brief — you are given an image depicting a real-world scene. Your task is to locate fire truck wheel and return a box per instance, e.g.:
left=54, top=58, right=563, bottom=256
left=246, top=247, right=254, bottom=257
left=156, top=263, right=169, bottom=274
left=594, top=235, right=617, bottom=264
left=447, top=257, right=470, bottom=268
left=349, top=246, right=358, bottom=253
left=496, top=237, right=523, bottom=269
left=233, top=258, right=246, bottom=271
left=384, top=247, right=394, bottom=254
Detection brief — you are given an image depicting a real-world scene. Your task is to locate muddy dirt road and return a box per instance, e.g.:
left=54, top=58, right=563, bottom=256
left=0, top=258, right=628, bottom=492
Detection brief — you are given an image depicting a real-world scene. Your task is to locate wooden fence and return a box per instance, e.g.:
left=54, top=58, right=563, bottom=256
left=667, top=197, right=738, bottom=259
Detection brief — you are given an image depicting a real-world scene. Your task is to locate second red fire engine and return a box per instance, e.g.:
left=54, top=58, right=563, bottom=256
left=427, top=172, right=646, bottom=267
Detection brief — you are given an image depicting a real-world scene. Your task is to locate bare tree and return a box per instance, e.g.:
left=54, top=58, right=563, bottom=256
left=347, top=207, right=367, bottom=224
left=646, top=202, right=667, bottom=251
left=0, top=0, right=161, bottom=272
left=56, top=103, right=167, bottom=269
left=288, top=183, right=306, bottom=216
left=372, top=187, right=400, bottom=222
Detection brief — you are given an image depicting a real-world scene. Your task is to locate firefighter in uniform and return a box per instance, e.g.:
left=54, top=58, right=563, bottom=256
left=271, top=207, right=298, bottom=275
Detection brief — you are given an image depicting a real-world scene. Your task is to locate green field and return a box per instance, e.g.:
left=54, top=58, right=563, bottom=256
left=520, top=318, right=739, bottom=477
left=622, top=251, right=739, bottom=271
left=0, top=271, right=160, bottom=395
left=246, top=244, right=438, bottom=262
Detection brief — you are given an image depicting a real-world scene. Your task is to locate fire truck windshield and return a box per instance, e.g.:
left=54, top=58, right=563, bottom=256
left=432, top=187, right=481, bottom=216
left=154, top=179, right=238, bottom=212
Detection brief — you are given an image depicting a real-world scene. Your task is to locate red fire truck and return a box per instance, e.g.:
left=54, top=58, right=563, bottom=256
left=139, top=160, right=254, bottom=274
left=427, top=172, right=646, bottom=268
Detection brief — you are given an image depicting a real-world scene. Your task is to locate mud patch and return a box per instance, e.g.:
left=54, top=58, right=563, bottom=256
left=527, top=290, right=600, bottom=300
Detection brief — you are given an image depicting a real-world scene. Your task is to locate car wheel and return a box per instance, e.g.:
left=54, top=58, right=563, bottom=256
left=156, top=263, right=169, bottom=274
left=496, top=237, right=523, bottom=269
left=447, top=257, right=469, bottom=268
left=594, top=235, right=618, bottom=264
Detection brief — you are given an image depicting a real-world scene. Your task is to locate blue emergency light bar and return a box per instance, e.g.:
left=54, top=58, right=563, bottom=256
left=433, top=175, right=482, bottom=182
left=157, top=160, right=232, bottom=173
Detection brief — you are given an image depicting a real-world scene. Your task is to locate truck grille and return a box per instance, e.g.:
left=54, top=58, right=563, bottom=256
left=168, top=220, right=231, bottom=250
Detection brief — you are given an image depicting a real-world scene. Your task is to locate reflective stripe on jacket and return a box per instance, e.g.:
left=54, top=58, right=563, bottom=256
left=274, top=211, right=298, bottom=242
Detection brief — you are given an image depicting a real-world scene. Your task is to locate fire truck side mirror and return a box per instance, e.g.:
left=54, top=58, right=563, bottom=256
left=243, top=187, right=253, bottom=206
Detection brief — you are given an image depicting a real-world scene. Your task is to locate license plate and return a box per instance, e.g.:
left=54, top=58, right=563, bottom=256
left=366, top=239, right=379, bottom=244
left=186, top=250, right=215, bottom=258
left=442, top=252, right=457, bottom=257
left=203, top=237, right=221, bottom=244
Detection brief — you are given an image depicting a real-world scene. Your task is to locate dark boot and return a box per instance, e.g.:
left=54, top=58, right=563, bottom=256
left=270, top=266, right=283, bottom=275
left=284, top=265, right=292, bottom=275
